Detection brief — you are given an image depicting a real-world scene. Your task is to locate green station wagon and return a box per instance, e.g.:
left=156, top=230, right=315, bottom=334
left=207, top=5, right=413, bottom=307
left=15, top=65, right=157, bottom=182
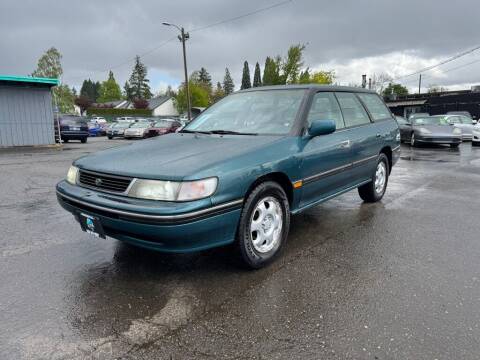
left=57, top=85, right=400, bottom=268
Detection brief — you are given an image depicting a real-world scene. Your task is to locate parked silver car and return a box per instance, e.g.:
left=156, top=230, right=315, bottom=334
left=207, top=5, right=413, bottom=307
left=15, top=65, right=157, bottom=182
left=444, top=114, right=475, bottom=140
left=398, top=115, right=462, bottom=148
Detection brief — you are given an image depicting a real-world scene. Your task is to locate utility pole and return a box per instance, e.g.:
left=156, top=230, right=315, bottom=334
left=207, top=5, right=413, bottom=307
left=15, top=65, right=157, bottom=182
left=418, top=74, right=422, bottom=94
left=162, top=22, right=192, bottom=121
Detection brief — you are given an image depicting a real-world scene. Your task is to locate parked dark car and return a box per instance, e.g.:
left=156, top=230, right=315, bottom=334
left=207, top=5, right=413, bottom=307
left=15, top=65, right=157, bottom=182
left=56, top=85, right=400, bottom=268
left=107, top=122, right=132, bottom=139
left=148, top=119, right=182, bottom=137
left=398, top=115, right=462, bottom=147
left=59, top=115, right=89, bottom=143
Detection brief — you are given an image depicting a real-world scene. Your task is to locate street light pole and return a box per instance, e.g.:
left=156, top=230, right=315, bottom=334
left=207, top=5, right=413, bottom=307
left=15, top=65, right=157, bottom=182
left=163, top=22, right=192, bottom=121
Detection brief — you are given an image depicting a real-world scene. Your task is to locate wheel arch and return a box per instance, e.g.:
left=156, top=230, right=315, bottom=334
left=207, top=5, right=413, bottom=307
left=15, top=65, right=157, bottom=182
left=380, top=146, right=392, bottom=174
left=245, top=172, right=294, bottom=206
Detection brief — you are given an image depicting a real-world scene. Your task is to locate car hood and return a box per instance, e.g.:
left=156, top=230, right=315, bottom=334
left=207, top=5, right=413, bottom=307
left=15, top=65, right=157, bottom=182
left=74, top=133, right=283, bottom=180
left=414, top=124, right=457, bottom=135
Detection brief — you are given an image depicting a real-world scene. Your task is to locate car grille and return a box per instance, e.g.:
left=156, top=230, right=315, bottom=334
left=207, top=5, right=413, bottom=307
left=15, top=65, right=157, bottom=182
left=78, top=170, right=132, bottom=193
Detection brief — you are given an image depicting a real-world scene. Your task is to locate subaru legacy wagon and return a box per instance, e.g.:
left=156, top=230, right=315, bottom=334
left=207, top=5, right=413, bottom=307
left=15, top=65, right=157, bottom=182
left=56, top=85, right=400, bottom=268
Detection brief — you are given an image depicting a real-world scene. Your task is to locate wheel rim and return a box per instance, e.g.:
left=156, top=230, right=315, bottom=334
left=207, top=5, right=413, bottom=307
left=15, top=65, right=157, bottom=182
left=374, top=162, right=387, bottom=194
left=410, top=133, right=415, bottom=146
left=249, top=196, right=283, bottom=253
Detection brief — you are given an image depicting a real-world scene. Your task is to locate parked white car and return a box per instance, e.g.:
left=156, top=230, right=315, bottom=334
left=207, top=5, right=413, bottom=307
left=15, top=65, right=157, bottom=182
left=472, top=125, right=480, bottom=146
left=446, top=114, right=475, bottom=141
left=90, top=116, right=107, bottom=125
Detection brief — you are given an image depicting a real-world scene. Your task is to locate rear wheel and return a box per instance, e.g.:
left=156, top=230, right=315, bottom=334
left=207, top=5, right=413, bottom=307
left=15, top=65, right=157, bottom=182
left=450, top=143, right=459, bottom=148
left=81, top=138, right=87, bottom=143
left=358, top=154, right=389, bottom=203
left=236, top=181, right=290, bottom=269
left=63, top=139, right=69, bottom=143
left=108, top=136, right=113, bottom=140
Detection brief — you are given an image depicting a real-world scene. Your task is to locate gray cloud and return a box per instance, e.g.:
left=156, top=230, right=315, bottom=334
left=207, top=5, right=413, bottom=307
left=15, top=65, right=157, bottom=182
left=1, top=0, right=480, bottom=91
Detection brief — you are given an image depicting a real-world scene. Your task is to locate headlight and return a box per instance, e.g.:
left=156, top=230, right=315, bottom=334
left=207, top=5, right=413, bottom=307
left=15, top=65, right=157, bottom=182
left=453, top=128, right=462, bottom=135
left=418, top=127, right=431, bottom=134
left=66, top=165, right=79, bottom=185
left=128, top=177, right=218, bottom=201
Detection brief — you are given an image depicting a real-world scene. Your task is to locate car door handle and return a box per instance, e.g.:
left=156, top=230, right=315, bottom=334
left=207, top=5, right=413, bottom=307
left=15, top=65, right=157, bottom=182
left=339, top=140, right=351, bottom=148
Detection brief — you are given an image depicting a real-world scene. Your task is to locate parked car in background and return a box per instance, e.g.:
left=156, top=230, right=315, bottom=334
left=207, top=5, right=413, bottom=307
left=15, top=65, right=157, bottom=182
left=395, top=116, right=410, bottom=142
left=57, top=85, right=400, bottom=268
left=88, top=122, right=104, bottom=137
left=408, top=112, right=430, bottom=121
left=90, top=116, right=107, bottom=125
left=123, top=121, right=154, bottom=139
left=444, top=114, right=475, bottom=140
left=472, top=124, right=480, bottom=146
left=59, top=115, right=89, bottom=143
left=107, top=122, right=132, bottom=139
left=148, top=119, right=182, bottom=137
left=116, top=117, right=136, bottom=123
left=404, top=116, right=462, bottom=147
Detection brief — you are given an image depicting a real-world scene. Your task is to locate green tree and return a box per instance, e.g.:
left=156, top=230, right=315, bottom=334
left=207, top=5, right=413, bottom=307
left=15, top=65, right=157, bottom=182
left=298, top=68, right=335, bottom=84
left=54, top=84, right=75, bottom=113
left=127, top=55, right=152, bottom=100
left=212, top=82, right=225, bottom=103
left=241, top=61, right=251, bottom=90
left=382, top=83, right=409, bottom=97
left=253, top=62, right=262, bottom=87
left=97, top=71, right=122, bottom=102
left=174, top=81, right=210, bottom=113
left=262, top=56, right=281, bottom=85
left=32, top=47, right=74, bottom=113
left=198, top=67, right=212, bottom=89
left=223, top=68, right=235, bottom=95
left=32, top=47, right=63, bottom=79
left=281, top=44, right=306, bottom=84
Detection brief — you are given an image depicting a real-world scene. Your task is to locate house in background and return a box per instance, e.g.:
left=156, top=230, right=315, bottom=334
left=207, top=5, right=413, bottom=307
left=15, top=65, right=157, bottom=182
left=148, top=96, right=178, bottom=117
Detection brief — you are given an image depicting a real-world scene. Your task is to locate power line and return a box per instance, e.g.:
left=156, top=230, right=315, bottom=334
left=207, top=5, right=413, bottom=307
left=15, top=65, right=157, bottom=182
left=189, top=0, right=293, bottom=32
left=393, top=44, right=480, bottom=81
left=103, top=0, right=293, bottom=73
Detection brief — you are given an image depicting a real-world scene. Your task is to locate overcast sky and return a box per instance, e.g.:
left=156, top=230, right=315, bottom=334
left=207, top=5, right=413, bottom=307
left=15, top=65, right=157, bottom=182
left=2, top=0, right=480, bottom=94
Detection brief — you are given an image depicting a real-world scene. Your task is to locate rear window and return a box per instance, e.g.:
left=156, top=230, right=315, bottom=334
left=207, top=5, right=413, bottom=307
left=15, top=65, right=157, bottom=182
left=357, top=93, right=391, bottom=121
left=335, top=92, right=371, bottom=127
left=60, top=118, right=87, bottom=126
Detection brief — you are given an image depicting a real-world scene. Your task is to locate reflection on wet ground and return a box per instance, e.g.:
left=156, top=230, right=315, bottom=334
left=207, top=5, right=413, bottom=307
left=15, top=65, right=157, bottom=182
left=1, top=139, right=480, bottom=359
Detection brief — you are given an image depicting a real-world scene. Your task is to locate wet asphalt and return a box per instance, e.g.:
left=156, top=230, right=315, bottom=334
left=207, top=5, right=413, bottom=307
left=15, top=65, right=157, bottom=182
left=1, top=137, right=480, bottom=359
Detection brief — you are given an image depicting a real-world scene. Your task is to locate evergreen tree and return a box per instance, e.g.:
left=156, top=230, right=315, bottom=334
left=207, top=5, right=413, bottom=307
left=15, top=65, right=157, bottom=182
left=97, top=71, right=122, bottom=102
left=262, top=56, right=281, bottom=86
left=212, top=82, right=225, bottom=103
left=253, top=62, right=262, bottom=87
left=128, top=55, right=152, bottom=100
left=223, top=68, right=235, bottom=95
left=198, top=67, right=212, bottom=89
left=241, top=61, right=251, bottom=90
left=80, top=79, right=100, bottom=102
left=124, top=81, right=132, bottom=101
left=93, top=81, right=101, bottom=102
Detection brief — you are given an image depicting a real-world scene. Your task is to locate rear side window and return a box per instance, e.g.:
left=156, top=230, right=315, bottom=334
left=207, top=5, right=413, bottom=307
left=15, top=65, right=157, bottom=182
left=357, top=93, right=392, bottom=121
left=335, top=92, right=371, bottom=127
left=307, top=92, right=345, bottom=129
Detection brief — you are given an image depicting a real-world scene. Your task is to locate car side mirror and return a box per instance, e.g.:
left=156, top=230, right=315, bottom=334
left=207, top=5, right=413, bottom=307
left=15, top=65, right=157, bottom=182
left=308, top=119, right=336, bottom=137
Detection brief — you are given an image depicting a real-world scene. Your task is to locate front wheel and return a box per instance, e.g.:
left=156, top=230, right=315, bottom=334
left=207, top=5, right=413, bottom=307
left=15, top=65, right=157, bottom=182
left=81, top=138, right=87, bottom=143
left=358, top=154, right=389, bottom=203
left=450, top=143, right=459, bottom=148
left=236, top=181, right=290, bottom=269
left=410, top=133, right=417, bottom=147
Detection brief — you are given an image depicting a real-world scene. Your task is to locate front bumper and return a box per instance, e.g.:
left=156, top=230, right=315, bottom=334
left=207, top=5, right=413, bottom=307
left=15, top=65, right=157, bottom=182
left=56, top=181, right=242, bottom=252
left=124, top=132, right=145, bottom=138
left=416, top=135, right=462, bottom=144
left=61, top=131, right=88, bottom=140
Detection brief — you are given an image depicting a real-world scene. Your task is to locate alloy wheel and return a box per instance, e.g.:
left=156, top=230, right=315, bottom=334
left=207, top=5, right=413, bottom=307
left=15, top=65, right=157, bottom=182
left=249, top=196, right=283, bottom=253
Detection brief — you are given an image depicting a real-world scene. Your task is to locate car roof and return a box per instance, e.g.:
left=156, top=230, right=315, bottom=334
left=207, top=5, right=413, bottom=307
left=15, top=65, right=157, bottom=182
left=237, top=84, right=377, bottom=94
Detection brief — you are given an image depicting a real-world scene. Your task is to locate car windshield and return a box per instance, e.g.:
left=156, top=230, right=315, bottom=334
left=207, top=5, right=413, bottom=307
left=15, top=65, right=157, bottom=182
left=412, top=116, right=449, bottom=125
left=154, top=120, right=173, bottom=128
left=130, top=122, right=150, bottom=128
left=184, top=89, right=306, bottom=135
left=60, top=118, right=86, bottom=126
left=113, top=122, right=130, bottom=128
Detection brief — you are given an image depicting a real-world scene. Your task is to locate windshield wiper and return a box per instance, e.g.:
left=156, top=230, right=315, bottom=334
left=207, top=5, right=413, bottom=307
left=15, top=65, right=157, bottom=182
left=180, top=129, right=213, bottom=134
left=208, top=130, right=258, bottom=135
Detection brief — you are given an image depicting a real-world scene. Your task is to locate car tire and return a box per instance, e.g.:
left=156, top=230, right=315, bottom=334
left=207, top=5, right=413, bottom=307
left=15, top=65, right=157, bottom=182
left=410, top=133, right=417, bottom=147
left=358, top=153, right=389, bottom=203
left=108, top=136, right=113, bottom=140
left=472, top=142, right=480, bottom=147
left=450, top=143, right=459, bottom=148
left=236, top=181, right=290, bottom=269
left=81, top=138, right=87, bottom=143
left=63, top=139, right=69, bottom=143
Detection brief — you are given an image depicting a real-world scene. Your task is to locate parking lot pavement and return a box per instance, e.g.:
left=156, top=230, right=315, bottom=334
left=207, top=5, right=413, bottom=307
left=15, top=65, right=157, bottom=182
left=1, top=138, right=480, bottom=359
